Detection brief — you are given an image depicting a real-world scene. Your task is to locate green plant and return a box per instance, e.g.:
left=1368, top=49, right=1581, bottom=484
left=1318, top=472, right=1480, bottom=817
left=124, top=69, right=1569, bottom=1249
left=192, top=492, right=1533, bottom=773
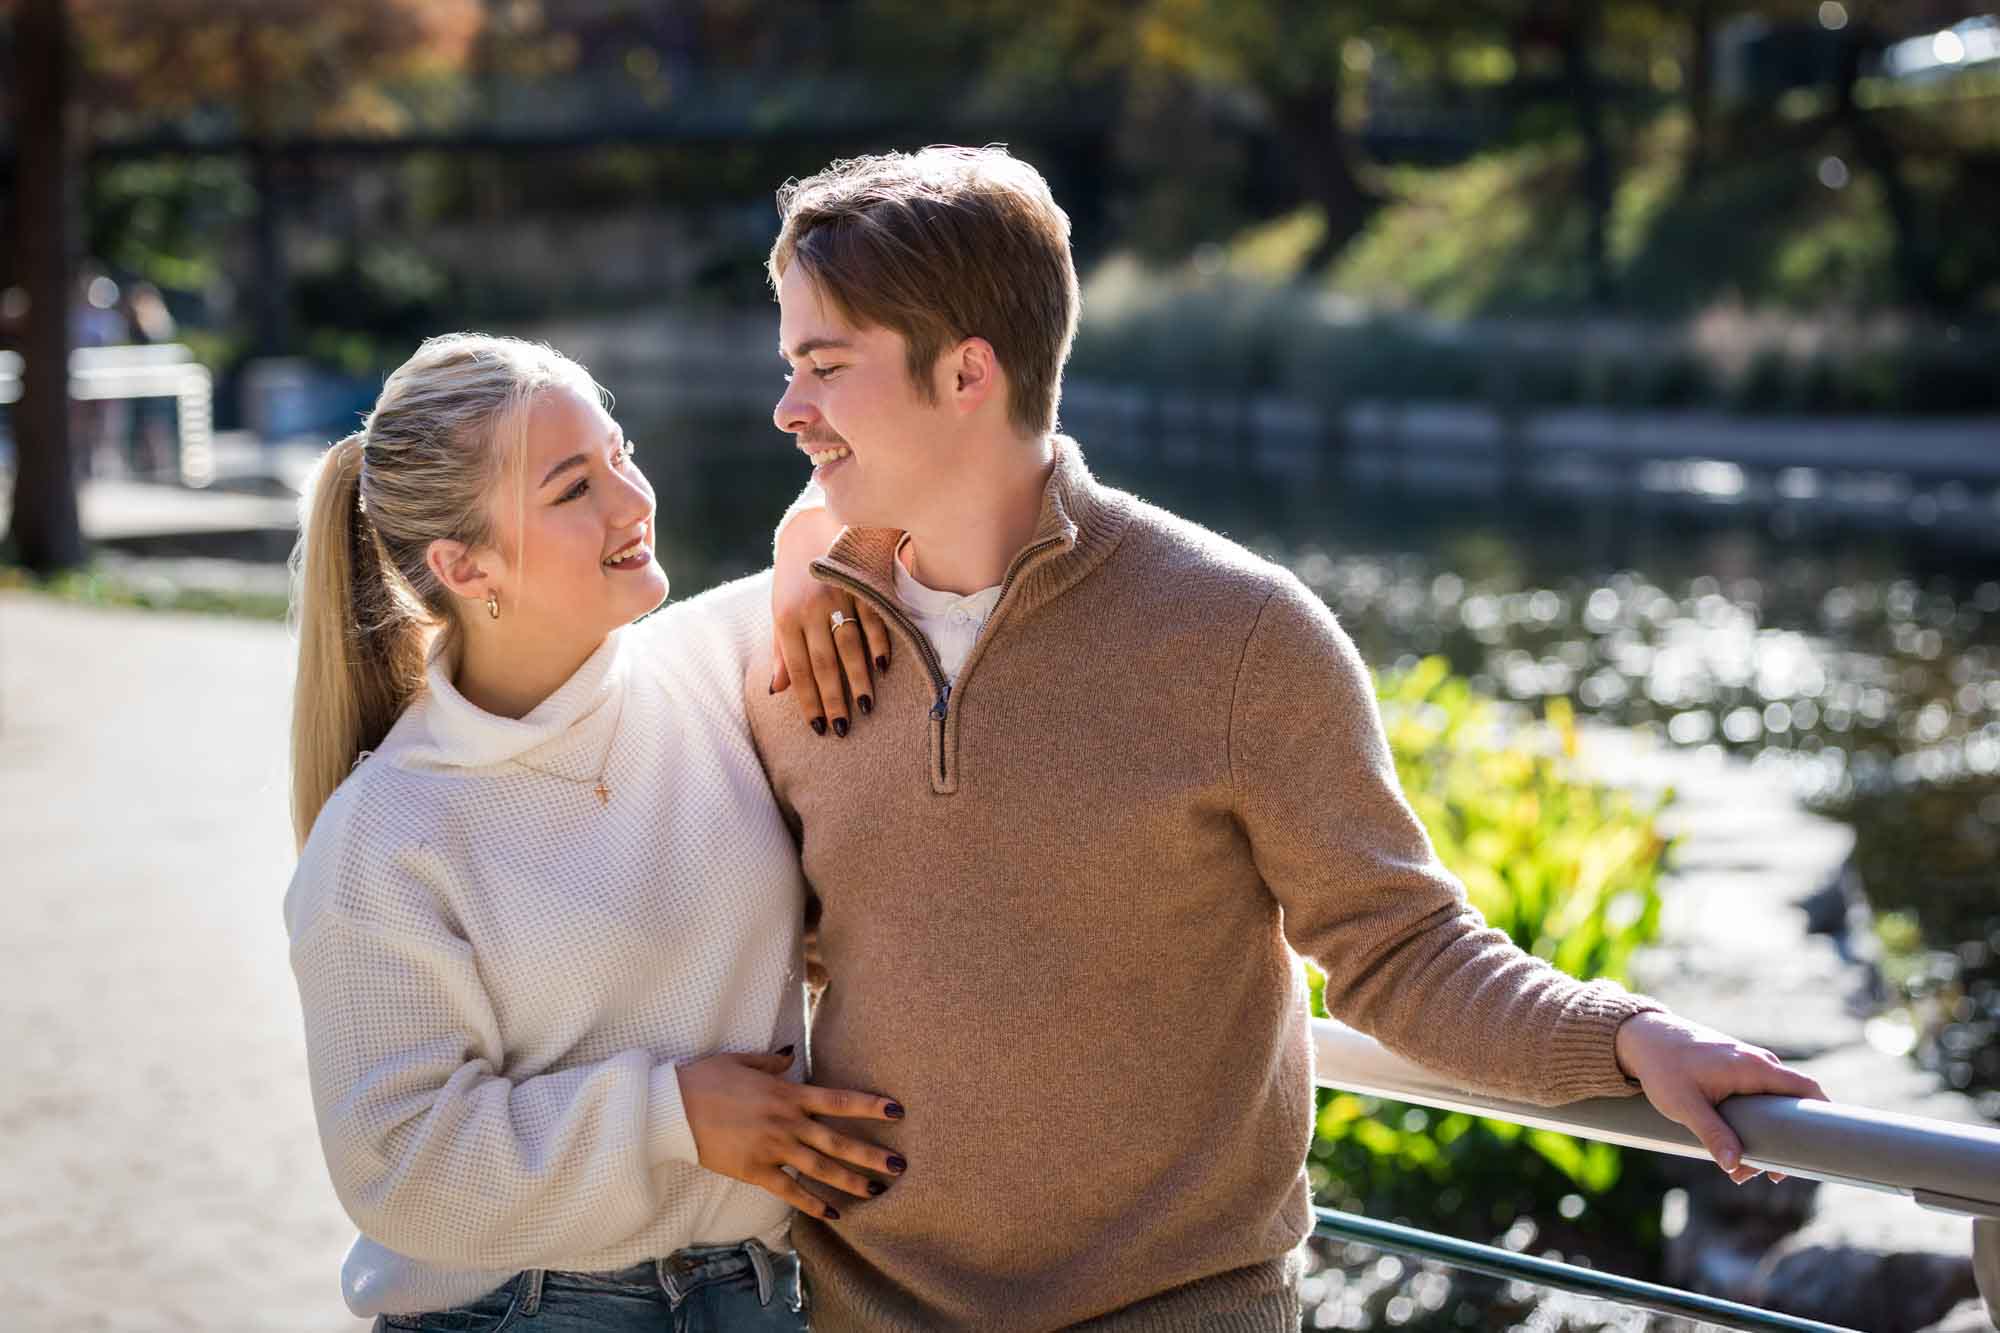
left=1307, top=658, right=1671, bottom=1255
left=1380, top=664, right=1667, bottom=978
left=0, top=564, right=290, bottom=622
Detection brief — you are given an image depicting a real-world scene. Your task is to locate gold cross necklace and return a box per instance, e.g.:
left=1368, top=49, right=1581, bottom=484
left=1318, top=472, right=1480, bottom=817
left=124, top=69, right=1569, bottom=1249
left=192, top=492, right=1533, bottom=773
left=508, top=688, right=626, bottom=807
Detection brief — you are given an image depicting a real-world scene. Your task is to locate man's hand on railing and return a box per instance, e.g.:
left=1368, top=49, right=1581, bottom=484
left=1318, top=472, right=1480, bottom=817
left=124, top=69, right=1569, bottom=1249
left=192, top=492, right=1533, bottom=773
left=1614, top=1010, right=1829, bottom=1185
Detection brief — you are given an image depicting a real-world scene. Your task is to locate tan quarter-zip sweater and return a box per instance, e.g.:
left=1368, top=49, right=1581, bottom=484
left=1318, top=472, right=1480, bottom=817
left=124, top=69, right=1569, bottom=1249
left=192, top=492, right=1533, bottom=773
left=745, top=439, right=1659, bottom=1332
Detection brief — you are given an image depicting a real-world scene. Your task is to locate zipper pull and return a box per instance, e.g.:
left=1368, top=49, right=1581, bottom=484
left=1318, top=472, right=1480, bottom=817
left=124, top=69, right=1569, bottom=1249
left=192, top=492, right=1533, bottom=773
left=929, top=682, right=952, bottom=722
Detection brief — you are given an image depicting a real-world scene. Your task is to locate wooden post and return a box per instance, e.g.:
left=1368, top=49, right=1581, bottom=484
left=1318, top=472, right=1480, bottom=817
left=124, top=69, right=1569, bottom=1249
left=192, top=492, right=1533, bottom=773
left=9, top=0, right=85, bottom=573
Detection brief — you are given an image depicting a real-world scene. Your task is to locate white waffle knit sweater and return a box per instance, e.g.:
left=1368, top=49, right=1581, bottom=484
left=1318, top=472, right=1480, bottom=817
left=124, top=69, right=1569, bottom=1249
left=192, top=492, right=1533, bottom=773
left=283, top=573, right=802, bottom=1318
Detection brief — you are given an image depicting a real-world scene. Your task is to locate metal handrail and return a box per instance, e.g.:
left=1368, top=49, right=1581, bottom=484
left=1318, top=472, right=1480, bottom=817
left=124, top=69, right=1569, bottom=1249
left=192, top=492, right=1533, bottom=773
left=1312, top=1017, right=2000, bottom=1217
left=1311, top=1016, right=2000, bottom=1329
left=0, top=343, right=215, bottom=486
left=1311, top=1207, right=1853, bottom=1332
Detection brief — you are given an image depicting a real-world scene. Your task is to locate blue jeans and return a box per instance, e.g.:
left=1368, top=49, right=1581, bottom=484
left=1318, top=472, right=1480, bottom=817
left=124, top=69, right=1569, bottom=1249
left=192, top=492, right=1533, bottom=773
left=373, top=1239, right=806, bottom=1333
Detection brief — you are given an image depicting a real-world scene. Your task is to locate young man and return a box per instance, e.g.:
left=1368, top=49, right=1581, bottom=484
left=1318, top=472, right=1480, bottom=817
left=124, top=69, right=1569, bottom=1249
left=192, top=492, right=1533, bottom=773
left=746, top=146, right=1822, bottom=1332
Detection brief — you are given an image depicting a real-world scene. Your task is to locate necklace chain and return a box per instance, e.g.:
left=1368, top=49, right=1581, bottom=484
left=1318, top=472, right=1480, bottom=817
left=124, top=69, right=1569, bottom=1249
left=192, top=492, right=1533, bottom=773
left=508, top=689, right=626, bottom=807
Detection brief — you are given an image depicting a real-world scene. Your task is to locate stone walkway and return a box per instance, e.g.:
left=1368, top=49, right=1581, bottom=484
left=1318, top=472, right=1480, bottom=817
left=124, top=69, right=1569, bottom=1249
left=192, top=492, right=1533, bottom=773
left=0, top=594, right=365, bottom=1330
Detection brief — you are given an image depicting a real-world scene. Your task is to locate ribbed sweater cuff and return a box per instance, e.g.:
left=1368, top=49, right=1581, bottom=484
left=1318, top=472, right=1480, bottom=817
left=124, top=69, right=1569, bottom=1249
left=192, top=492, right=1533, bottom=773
left=646, top=1063, right=701, bottom=1166
left=1547, top=984, right=1667, bottom=1102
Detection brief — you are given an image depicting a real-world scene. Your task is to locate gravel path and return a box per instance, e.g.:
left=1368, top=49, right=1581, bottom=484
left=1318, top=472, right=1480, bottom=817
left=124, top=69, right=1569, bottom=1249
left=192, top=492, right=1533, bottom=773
left=0, top=594, right=366, bottom=1330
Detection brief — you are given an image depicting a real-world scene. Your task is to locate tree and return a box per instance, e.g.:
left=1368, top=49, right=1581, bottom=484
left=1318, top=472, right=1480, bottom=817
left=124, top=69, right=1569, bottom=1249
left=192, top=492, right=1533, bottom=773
left=1, top=0, right=481, bottom=573
left=862, top=0, right=1641, bottom=274
left=9, top=0, right=85, bottom=573
left=1688, top=0, right=1977, bottom=307
left=75, top=0, right=483, bottom=356
left=1684, top=0, right=1717, bottom=184
left=856, top=0, right=1409, bottom=268
left=1132, top=0, right=1399, bottom=267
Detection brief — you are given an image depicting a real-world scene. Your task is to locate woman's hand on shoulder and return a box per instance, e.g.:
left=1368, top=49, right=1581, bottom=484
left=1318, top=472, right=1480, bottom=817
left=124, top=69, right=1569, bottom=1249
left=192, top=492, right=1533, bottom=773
left=676, top=1050, right=907, bottom=1220
left=770, top=505, right=890, bottom=738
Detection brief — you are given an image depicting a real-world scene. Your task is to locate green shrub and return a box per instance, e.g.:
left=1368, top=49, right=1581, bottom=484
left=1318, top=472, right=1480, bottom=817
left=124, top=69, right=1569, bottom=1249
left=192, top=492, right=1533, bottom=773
left=1307, top=658, right=1671, bottom=1251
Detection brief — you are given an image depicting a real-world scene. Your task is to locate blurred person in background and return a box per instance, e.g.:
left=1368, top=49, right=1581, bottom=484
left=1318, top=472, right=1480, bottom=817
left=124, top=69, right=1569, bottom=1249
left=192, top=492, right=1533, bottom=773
left=122, top=280, right=178, bottom=478
left=282, top=332, right=902, bottom=1332
left=757, top=146, right=1829, bottom=1332
left=69, top=262, right=128, bottom=479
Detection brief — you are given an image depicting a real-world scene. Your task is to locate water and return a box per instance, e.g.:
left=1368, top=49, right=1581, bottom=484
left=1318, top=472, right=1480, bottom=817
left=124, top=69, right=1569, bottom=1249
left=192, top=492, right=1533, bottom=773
left=637, top=413, right=2000, bottom=1117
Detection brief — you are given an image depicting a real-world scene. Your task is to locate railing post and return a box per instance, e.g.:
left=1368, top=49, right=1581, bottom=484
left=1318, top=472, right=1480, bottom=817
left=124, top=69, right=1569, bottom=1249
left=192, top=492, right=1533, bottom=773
left=176, top=364, right=215, bottom=488
left=1313, top=1207, right=1857, bottom=1332
left=1976, top=1217, right=2000, bottom=1325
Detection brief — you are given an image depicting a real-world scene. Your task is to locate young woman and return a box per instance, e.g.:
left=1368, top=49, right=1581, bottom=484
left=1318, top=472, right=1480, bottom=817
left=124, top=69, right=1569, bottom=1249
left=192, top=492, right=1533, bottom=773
left=284, top=333, right=897, bottom=1332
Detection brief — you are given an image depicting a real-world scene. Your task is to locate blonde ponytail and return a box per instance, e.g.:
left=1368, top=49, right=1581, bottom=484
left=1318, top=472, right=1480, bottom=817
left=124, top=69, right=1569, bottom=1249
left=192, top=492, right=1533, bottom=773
left=285, top=333, right=608, bottom=850
left=288, top=433, right=428, bottom=848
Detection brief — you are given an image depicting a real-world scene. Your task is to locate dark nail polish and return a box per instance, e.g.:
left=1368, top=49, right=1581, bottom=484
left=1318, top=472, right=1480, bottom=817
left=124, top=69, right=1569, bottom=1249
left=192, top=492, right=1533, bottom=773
left=876, top=655, right=890, bottom=674
left=885, top=1101, right=905, bottom=1120
left=858, top=694, right=873, bottom=715
left=832, top=717, right=849, bottom=738
left=824, top=1207, right=841, bottom=1221
left=867, top=1180, right=887, bottom=1197
left=887, top=1154, right=907, bottom=1174
left=769, top=683, right=777, bottom=695
left=777, top=1044, right=795, bottom=1059
left=810, top=717, right=827, bottom=736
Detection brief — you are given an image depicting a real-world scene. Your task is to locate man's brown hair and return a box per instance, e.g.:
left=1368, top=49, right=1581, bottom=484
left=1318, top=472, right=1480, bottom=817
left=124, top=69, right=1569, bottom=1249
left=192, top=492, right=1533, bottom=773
left=769, top=145, right=1080, bottom=439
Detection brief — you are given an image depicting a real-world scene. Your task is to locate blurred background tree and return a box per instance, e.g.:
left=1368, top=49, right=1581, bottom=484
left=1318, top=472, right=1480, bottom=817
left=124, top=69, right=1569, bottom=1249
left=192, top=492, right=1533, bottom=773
left=76, top=0, right=484, bottom=354
left=1, top=0, right=481, bottom=569
left=3, top=0, right=1996, bottom=550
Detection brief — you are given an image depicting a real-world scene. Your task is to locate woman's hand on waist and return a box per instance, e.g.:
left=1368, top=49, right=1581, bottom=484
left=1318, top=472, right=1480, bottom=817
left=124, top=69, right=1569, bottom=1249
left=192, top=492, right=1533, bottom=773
left=676, top=1049, right=907, bottom=1221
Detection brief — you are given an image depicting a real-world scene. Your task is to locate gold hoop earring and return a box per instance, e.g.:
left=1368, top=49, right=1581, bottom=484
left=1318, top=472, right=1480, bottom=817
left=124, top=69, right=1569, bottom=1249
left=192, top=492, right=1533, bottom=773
left=486, top=591, right=500, bottom=620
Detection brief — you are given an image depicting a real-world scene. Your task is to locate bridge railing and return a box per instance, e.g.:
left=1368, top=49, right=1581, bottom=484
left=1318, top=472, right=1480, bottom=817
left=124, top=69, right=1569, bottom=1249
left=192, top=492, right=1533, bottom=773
left=1311, top=1016, right=2000, bottom=1332
left=0, top=344, right=215, bottom=487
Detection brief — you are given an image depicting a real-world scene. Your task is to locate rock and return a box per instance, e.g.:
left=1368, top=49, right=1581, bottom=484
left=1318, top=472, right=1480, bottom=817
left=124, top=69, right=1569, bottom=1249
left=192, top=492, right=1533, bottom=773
left=1660, top=1166, right=1818, bottom=1309
left=1753, top=1241, right=1975, bottom=1332
left=1747, top=1193, right=1979, bottom=1331
left=1798, top=863, right=1865, bottom=940
left=1924, top=1299, right=1999, bottom=1333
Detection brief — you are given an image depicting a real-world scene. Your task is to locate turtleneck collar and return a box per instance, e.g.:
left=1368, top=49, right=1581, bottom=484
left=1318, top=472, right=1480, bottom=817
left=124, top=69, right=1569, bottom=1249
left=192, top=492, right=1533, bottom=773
left=400, top=627, right=630, bottom=774
left=812, top=436, right=1131, bottom=621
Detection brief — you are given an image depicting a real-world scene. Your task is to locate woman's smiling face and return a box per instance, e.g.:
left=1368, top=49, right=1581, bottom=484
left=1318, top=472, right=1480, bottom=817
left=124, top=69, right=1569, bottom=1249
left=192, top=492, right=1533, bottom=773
left=483, top=383, right=669, bottom=646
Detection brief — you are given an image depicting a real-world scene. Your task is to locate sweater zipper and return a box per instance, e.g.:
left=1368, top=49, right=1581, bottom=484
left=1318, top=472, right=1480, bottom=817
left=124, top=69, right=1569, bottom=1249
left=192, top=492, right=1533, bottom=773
left=816, top=569, right=955, bottom=779
left=817, top=533, right=1064, bottom=788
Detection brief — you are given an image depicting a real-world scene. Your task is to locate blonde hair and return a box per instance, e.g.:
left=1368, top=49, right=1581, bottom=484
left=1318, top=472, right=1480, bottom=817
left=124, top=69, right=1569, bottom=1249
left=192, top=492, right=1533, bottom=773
left=288, top=333, right=606, bottom=849
left=769, top=145, right=1080, bottom=438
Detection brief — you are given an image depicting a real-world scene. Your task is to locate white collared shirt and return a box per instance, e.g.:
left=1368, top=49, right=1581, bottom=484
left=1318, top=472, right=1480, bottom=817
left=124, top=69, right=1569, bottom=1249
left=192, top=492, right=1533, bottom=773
left=894, top=538, right=1002, bottom=684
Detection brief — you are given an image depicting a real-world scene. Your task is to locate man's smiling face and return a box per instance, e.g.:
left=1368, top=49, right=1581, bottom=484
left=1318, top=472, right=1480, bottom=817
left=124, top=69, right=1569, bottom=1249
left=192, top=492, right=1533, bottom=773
left=773, top=261, right=956, bottom=531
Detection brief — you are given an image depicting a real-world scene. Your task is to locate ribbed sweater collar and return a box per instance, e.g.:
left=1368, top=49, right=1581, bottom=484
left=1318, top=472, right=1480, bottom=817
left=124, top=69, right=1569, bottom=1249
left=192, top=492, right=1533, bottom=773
left=813, top=436, right=1131, bottom=618
left=402, top=627, right=629, bottom=774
